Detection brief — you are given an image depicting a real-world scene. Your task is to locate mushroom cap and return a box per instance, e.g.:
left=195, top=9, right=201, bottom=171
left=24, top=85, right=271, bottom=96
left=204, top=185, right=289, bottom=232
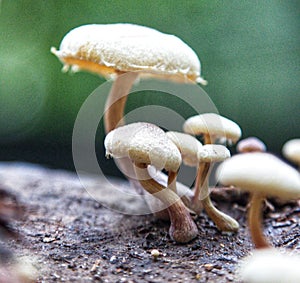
left=104, top=122, right=181, bottom=172
left=198, top=144, right=231, bottom=163
left=216, top=152, right=300, bottom=200
left=282, top=138, right=300, bottom=165
left=236, top=137, right=266, bottom=153
left=183, top=113, right=242, bottom=144
left=166, top=131, right=202, bottom=167
left=51, top=23, right=206, bottom=84
left=238, top=249, right=300, bottom=283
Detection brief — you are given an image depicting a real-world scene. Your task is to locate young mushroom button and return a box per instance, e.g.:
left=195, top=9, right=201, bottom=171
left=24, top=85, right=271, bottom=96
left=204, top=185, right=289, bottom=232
left=216, top=152, right=300, bottom=249
left=237, top=137, right=266, bottom=153
left=105, top=122, right=198, bottom=243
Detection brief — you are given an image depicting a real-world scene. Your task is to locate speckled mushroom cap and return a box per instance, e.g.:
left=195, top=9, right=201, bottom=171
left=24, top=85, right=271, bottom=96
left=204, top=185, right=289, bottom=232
left=166, top=131, right=202, bottom=167
left=216, top=152, right=300, bottom=200
left=282, top=138, right=300, bottom=165
left=183, top=113, right=242, bottom=144
left=238, top=249, right=300, bottom=283
left=198, top=144, right=231, bottom=163
left=104, top=122, right=181, bottom=172
left=51, top=23, right=206, bottom=84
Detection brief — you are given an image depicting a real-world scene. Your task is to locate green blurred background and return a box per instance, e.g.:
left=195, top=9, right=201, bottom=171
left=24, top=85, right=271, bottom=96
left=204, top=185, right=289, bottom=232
left=0, top=0, right=299, bottom=171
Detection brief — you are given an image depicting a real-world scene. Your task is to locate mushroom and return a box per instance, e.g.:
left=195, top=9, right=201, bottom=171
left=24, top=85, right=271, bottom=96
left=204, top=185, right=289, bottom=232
left=282, top=138, right=300, bottom=168
left=166, top=131, right=238, bottom=231
left=51, top=23, right=207, bottom=209
left=238, top=249, right=300, bottom=283
left=237, top=137, right=266, bottom=153
left=196, top=145, right=239, bottom=231
left=216, top=152, right=300, bottom=248
left=183, top=113, right=242, bottom=145
left=182, top=113, right=241, bottom=231
left=51, top=23, right=206, bottom=134
left=166, top=131, right=203, bottom=214
left=104, top=122, right=198, bottom=243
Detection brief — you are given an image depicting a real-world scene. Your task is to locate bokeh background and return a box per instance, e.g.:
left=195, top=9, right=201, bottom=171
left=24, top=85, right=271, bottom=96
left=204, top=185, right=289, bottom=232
left=1, top=0, right=299, bottom=173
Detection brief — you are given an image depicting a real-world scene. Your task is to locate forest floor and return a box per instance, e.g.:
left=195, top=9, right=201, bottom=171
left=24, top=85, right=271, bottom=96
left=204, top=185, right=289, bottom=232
left=0, top=162, right=299, bottom=282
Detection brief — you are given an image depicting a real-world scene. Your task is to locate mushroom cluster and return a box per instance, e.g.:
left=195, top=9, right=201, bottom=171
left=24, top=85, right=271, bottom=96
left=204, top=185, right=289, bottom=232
left=52, top=23, right=300, bottom=252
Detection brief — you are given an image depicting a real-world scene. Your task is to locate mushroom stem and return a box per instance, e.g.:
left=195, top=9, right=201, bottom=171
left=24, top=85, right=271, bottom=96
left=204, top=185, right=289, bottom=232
left=134, top=162, right=198, bottom=243
left=248, top=193, right=271, bottom=249
left=104, top=72, right=139, bottom=133
left=168, top=171, right=178, bottom=193
left=192, top=162, right=210, bottom=203
left=204, top=133, right=213, bottom=145
left=104, top=72, right=141, bottom=186
left=193, top=163, right=239, bottom=232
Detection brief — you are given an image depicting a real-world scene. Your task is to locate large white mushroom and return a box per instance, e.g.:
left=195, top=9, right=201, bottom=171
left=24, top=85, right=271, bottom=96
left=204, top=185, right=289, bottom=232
left=51, top=23, right=206, bottom=134
left=237, top=249, right=300, bottom=283
left=105, top=122, right=198, bottom=243
left=217, top=152, right=300, bottom=248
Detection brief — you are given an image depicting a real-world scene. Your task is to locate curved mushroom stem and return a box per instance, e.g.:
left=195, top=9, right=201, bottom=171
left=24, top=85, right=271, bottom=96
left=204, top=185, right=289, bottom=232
left=134, top=162, right=198, bottom=243
left=248, top=193, right=271, bottom=249
left=104, top=71, right=139, bottom=133
left=193, top=162, right=239, bottom=232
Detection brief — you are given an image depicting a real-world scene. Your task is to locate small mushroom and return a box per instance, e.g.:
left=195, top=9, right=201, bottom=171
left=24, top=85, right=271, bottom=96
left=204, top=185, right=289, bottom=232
left=167, top=132, right=238, bottom=231
left=105, top=122, right=198, bottom=243
left=183, top=113, right=242, bottom=145
left=216, top=152, right=300, bottom=248
left=166, top=131, right=203, bottom=214
left=195, top=145, right=239, bottom=231
left=182, top=114, right=241, bottom=231
left=237, top=137, right=266, bottom=153
left=166, top=131, right=203, bottom=167
left=238, top=249, right=300, bottom=283
left=282, top=138, right=300, bottom=168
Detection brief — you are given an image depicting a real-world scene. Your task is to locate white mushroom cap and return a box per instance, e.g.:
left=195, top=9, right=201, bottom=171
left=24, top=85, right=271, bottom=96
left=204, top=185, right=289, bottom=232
left=198, top=144, right=231, bottom=163
left=282, top=138, right=300, bottom=165
left=216, top=152, right=300, bottom=200
left=166, top=131, right=202, bottom=167
left=51, top=23, right=206, bottom=84
left=104, top=122, right=181, bottom=172
left=238, top=249, right=300, bottom=283
left=237, top=137, right=266, bottom=153
left=183, top=113, right=242, bottom=144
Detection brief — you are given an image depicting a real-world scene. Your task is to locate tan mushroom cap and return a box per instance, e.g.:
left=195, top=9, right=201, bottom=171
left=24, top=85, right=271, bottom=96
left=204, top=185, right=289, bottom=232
left=216, top=153, right=300, bottom=200
left=198, top=144, right=231, bottom=163
left=166, top=131, right=202, bottom=167
left=51, top=23, right=206, bottom=84
left=282, top=138, right=300, bottom=165
left=183, top=113, right=242, bottom=143
left=237, top=137, right=266, bottom=153
left=104, top=122, right=181, bottom=172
